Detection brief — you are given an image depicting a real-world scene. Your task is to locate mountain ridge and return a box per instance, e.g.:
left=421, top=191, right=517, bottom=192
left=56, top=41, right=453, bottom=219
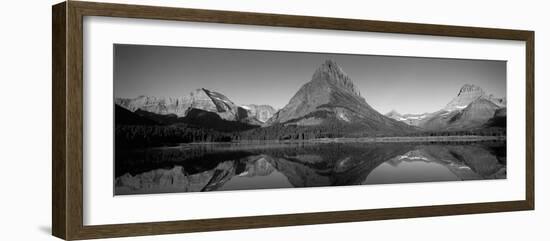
left=267, top=59, right=416, bottom=135
left=386, top=84, right=506, bottom=131
left=116, top=88, right=277, bottom=125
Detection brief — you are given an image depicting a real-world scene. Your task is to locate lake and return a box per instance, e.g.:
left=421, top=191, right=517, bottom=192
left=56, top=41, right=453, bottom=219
left=114, top=141, right=506, bottom=195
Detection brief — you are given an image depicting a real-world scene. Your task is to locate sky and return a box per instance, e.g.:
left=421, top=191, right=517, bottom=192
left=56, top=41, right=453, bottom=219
left=114, top=44, right=506, bottom=114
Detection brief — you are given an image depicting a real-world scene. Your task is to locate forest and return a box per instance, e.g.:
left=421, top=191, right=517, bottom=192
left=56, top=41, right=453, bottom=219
left=116, top=122, right=506, bottom=148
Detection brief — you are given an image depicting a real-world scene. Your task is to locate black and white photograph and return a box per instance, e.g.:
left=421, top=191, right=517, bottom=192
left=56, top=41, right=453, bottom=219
left=113, top=44, right=507, bottom=195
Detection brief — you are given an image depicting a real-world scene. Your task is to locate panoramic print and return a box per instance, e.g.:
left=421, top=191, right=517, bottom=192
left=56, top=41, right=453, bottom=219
left=113, top=44, right=507, bottom=195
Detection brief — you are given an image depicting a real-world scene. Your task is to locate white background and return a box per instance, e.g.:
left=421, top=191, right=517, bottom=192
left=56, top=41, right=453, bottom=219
left=0, top=0, right=547, bottom=240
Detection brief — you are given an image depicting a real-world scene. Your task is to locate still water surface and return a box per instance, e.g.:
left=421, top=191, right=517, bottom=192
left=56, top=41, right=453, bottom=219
left=114, top=141, right=506, bottom=195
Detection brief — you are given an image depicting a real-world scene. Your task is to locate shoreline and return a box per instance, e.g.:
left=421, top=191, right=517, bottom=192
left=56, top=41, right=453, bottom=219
left=182, top=135, right=506, bottom=145
left=304, top=135, right=505, bottom=143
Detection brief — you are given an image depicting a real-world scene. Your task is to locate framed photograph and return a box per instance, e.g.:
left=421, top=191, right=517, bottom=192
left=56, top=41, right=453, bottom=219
left=52, top=1, right=534, bottom=240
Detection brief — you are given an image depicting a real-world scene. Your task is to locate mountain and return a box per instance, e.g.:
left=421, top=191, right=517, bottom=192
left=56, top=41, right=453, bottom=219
left=190, top=88, right=248, bottom=121
left=134, top=109, right=178, bottom=125
left=115, top=103, right=259, bottom=132
left=115, top=96, right=189, bottom=117
left=267, top=59, right=415, bottom=135
left=115, top=104, right=159, bottom=125
left=385, top=110, right=428, bottom=126
left=387, top=84, right=506, bottom=131
left=444, top=84, right=485, bottom=111
left=443, top=84, right=505, bottom=111
left=419, top=84, right=506, bottom=130
left=484, top=107, right=507, bottom=128
left=487, top=95, right=506, bottom=108
left=116, top=88, right=250, bottom=122
left=450, top=98, right=501, bottom=128
left=420, top=98, right=501, bottom=130
left=242, top=104, right=277, bottom=123
left=181, top=108, right=259, bottom=132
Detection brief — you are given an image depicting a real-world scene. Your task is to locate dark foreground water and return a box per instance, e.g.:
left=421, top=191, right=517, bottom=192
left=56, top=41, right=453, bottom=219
left=114, top=141, right=506, bottom=195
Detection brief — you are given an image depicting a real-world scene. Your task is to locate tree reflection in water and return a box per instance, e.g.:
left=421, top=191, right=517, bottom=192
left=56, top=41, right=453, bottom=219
left=114, top=141, right=506, bottom=195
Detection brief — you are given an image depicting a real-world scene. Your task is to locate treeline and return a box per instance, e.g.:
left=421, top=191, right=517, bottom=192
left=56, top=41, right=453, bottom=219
left=238, top=124, right=337, bottom=141
left=116, top=123, right=341, bottom=147
left=406, top=128, right=506, bottom=137
left=237, top=122, right=409, bottom=141
left=116, top=123, right=506, bottom=148
left=116, top=122, right=372, bottom=147
left=237, top=123, right=506, bottom=141
left=115, top=124, right=236, bottom=148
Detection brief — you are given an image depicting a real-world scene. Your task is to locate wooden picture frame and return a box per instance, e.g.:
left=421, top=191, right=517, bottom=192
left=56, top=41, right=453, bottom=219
left=52, top=1, right=534, bottom=240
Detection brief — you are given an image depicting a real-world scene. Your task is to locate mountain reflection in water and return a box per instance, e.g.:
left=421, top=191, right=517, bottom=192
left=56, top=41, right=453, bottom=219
left=114, top=142, right=506, bottom=195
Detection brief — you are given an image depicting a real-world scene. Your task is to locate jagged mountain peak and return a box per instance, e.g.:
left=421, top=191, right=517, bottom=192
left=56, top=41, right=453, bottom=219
left=115, top=95, right=189, bottom=115
left=444, top=84, right=486, bottom=111
left=312, top=59, right=361, bottom=97
left=268, top=59, right=367, bottom=124
left=318, top=59, right=343, bottom=73
left=387, top=83, right=506, bottom=130
left=198, top=88, right=235, bottom=104
left=116, top=87, right=245, bottom=121
left=267, top=60, right=415, bottom=135
left=457, top=84, right=485, bottom=97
